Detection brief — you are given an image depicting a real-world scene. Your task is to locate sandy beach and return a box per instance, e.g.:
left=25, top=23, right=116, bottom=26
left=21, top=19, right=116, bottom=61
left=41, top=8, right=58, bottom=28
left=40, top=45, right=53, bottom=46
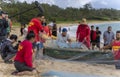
left=1, top=22, right=120, bottom=77
left=1, top=57, right=120, bottom=77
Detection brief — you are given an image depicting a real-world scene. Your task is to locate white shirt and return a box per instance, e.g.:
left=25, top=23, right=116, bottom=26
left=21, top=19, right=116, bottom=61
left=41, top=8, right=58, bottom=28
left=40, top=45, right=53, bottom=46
left=57, top=33, right=70, bottom=43
left=23, top=28, right=28, bottom=36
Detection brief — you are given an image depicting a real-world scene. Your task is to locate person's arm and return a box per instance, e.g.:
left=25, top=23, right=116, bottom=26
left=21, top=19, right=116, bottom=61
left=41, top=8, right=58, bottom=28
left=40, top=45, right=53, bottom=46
left=7, top=44, right=17, bottom=53
left=24, top=43, right=33, bottom=68
left=67, top=34, right=71, bottom=43
left=76, top=25, right=80, bottom=41
left=102, top=44, right=112, bottom=49
left=85, top=26, right=90, bottom=40
left=102, top=41, right=113, bottom=49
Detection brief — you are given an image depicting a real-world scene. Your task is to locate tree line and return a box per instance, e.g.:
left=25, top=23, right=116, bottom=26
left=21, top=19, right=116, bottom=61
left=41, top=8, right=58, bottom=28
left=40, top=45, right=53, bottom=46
left=1, top=1, right=120, bottom=24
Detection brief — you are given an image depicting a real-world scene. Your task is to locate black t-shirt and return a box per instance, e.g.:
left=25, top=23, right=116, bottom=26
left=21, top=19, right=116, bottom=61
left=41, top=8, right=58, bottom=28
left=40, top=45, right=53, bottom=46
left=96, top=31, right=101, bottom=42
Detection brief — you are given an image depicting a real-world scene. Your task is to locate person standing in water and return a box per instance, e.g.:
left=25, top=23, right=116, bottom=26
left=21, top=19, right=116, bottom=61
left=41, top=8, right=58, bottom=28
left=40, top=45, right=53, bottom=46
left=76, top=18, right=90, bottom=49
left=95, top=27, right=101, bottom=49
left=103, top=26, right=114, bottom=49
left=52, top=20, right=57, bottom=37
left=90, top=25, right=96, bottom=50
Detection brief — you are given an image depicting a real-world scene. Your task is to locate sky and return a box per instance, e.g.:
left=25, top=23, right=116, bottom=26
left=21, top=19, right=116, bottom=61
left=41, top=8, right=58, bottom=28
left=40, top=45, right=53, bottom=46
left=19, top=0, right=120, bottom=10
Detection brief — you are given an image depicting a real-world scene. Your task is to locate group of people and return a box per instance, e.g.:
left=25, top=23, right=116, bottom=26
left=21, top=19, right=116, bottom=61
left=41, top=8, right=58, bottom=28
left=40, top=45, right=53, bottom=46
left=57, top=18, right=120, bottom=70
left=57, top=18, right=116, bottom=50
left=0, top=8, right=120, bottom=76
left=0, top=9, right=58, bottom=75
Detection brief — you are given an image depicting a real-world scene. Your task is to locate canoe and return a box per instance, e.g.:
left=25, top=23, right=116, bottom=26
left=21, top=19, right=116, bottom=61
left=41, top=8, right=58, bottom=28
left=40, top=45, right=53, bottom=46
left=43, top=47, right=114, bottom=64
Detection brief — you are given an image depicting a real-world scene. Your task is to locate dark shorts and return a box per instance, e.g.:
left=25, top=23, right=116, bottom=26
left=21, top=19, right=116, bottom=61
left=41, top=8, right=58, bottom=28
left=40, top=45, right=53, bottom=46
left=91, top=40, right=96, bottom=46
left=14, top=61, right=35, bottom=72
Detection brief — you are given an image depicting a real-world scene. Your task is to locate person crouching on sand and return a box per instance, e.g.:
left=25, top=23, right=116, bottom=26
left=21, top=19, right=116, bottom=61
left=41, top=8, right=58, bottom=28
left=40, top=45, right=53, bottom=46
left=1, top=34, right=18, bottom=64
left=102, top=31, right=120, bottom=69
left=12, top=31, right=37, bottom=75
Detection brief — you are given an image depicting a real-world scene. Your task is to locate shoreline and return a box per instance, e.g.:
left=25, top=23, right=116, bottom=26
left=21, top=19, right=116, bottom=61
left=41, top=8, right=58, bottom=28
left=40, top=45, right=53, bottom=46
left=57, top=20, right=120, bottom=27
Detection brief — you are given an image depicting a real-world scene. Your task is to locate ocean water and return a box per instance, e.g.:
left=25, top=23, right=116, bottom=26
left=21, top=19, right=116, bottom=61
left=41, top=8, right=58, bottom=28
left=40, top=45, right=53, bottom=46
left=63, top=22, right=120, bottom=42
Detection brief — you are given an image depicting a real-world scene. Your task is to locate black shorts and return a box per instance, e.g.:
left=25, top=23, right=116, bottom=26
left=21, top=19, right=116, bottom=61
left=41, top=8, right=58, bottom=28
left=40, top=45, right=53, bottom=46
left=91, top=40, right=96, bottom=45
left=14, top=61, right=35, bottom=72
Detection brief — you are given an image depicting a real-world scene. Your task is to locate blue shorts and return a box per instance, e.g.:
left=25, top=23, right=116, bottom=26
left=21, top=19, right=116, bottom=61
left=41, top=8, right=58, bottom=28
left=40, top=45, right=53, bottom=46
left=37, top=42, right=44, bottom=49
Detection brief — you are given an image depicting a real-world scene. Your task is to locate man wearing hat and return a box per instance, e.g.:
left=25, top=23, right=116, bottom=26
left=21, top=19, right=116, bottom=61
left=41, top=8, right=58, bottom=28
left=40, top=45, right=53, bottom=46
left=56, top=28, right=71, bottom=48
left=76, top=18, right=90, bottom=49
left=0, top=11, right=9, bottom=43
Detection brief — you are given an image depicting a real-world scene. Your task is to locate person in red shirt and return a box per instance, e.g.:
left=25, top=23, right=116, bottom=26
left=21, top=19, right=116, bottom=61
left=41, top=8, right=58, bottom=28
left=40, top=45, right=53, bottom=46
left=90, top=25, right=96, bottom=50
left=76, top=18, right=90, bottom=49
left=28, top=14, right=44, bottom=42
left=103, top=31, right=120, bottom=69
left=28, top=14, right=45, bottom=60
left=12, top=31, right=36, bottom=75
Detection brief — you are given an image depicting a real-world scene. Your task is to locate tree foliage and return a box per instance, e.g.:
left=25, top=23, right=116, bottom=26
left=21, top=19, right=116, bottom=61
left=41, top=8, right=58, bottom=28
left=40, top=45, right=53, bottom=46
left=1, top=2, right=120, bottom=24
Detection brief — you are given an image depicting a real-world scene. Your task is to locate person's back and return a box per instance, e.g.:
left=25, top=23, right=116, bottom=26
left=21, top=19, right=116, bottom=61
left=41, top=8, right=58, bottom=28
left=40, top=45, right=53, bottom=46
left=0, top=18, right=8, bottom=36
left=15, top=40, right=33, bottom=67
left=0, top=12, right=8, bottom=43
left=28, top=18, right=43, bottom=42
left=12, top=31, right=36, bottom=75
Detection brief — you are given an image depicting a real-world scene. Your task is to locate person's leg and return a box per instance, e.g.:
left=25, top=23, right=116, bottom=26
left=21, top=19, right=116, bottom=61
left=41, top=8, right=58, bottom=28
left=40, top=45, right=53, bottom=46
left=12, top=61, right=36, bottom=75
left=35, top=42, right=44, bottom=60
left=20, top=28, right=23, bottom=36
left=14, top=61, right=35, bottom=72
left=1, top=52, right=7, bottom=60
left=91, top=41, right=95, bottom=50
left=96, top=42, right=100, bottom=50
left=84, top=41, right=90, bottom=50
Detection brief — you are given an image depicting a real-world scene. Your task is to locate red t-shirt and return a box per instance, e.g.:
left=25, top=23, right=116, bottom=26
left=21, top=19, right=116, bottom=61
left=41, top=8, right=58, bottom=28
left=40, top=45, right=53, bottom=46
left=14, top=40, right=33, bottom=68
left=112, top=40, right=120, bottom=60
left=28, top=18, right=43, bottom=42
left=90, top=30, right=97, bottom=41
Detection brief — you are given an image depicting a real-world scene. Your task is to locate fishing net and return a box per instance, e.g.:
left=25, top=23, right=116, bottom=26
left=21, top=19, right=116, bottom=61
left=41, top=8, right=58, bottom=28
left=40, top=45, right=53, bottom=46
left=43, top=40, right=116, bottom=65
